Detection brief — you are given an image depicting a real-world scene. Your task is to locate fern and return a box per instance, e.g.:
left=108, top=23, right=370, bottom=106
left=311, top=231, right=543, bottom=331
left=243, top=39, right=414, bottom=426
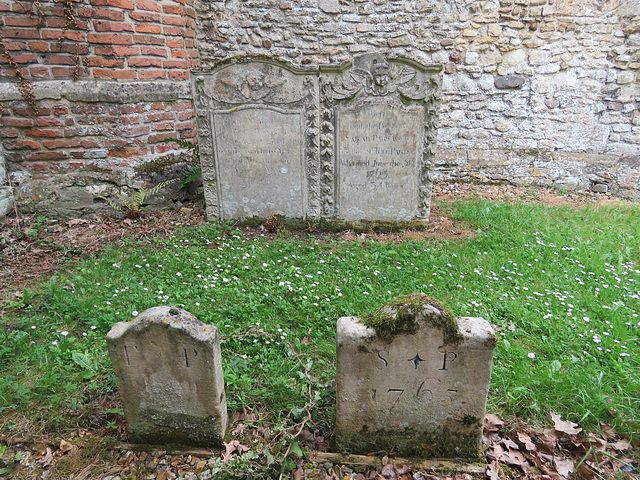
left=181, top=165, right=202, bottom=188
left=162, top=137, right=200, bottom=163
left=98, top=178, right=179, bottom=219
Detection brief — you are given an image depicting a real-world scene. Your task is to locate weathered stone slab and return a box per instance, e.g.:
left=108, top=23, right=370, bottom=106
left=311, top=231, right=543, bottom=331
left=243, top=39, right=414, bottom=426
left=321, top=54, right=442, bottom=221
left=193, top=58, right=319, bottom=220
left=106, top=306, right=227, bottom=447
left=335, top=294, right=496, bottom=459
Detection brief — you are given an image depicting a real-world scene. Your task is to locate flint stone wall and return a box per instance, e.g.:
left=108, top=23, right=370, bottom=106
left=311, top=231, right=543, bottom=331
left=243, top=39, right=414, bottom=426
left=197, top=0, right=640, bottom=199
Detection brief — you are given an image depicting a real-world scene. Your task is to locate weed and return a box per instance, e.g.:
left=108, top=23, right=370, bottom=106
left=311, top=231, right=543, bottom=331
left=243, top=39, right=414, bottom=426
left=98, top=179, right=179, bottom=219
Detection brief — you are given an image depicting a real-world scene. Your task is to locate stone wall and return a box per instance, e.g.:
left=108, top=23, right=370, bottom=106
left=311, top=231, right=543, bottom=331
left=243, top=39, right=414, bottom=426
left=0, top=0, right=199, bottom=218
left=197, top=0, right=640, bottom=199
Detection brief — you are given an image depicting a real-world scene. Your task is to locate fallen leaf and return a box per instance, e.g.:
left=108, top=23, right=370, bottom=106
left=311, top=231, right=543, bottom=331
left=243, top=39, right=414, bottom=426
left=292, top=465, right=305, bottom=480
left=156, top=469, right=167, bottom=480
left=67, top=219, right=89, bottom=226
left=609, top=439, right=631, bottom=450
left=498, top=449, right=529, bottom=470
left=486, top=460, right=500, bottom=480
left=382, top=455, right=389, bottom=466
left=517, top=431, right=536, bottom=451
left=553, top=457, right=574, bottom=478
left=484, top=414, right=504, bottom=432
left=41, top=447, right=55, bottom=467
left=381, top=463, right=396, bottom=479
left=550, top=412, right=582, bottom=436
left=59, top=439, right=79, bottom=455
left=195, top=459, right=207, bottom=475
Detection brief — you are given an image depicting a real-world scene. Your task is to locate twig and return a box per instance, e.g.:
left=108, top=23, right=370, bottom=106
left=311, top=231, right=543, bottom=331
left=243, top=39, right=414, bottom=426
left=6, top=173, right=21, bottom=227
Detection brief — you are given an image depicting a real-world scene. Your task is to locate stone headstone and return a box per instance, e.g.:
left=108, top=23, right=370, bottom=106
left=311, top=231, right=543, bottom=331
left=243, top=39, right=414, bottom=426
left=320, top=54, right=442, bottom=221
left=335, top=294, right=496, bottom=459
left=193, top=54, right=443, bottom=226
left=106, top=306, right=227, bottom=446
left=193, top=58, right=320, bottom=220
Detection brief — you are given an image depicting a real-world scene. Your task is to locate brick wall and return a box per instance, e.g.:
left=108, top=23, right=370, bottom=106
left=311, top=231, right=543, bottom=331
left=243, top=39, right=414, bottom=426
left=0, top=0, right=199, bottom=218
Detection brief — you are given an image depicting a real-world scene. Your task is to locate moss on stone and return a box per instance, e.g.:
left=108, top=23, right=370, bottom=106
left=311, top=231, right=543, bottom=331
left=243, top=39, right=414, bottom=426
left=360, top=293, right=462, bottom=344
left=335, top=424, right=482, bottom=460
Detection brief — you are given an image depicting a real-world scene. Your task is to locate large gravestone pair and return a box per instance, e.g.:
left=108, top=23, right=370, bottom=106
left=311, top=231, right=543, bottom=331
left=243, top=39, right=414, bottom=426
left=192, top=54, right=442, bottom=224
left=107, top=297, right=496, bottom=459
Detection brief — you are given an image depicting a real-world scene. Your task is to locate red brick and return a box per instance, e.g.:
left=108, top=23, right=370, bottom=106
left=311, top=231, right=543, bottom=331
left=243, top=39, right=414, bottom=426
left=163, top=26, right=185, bottom=36
left=117, top=105, right=150, bottom=115
left=25, top=151, right=68, bottom=161
left=87, top=33, right=133, bottom=45
left=29, top=66, right=52, bottom=77
left=93, top=20, right=134, bottom=32
left=83, top=56, right=125, bottom=67
left=43, top=138, right=100, bottom=149
left=148, top=132, right=175, bottom=143
left=0, top=128, right=19, bottom=138
left=139, top=46, right=167, bottom=56
left=134, top=34, right=165, bottom=45
left=2, top=28, right=41, bottom=39
left=107, top=147, right=146, bottom=157
left=176, top=120, right=195, bottom=131
left=91, top=0, right=134, bottom=9
left=34, top=117, right=72, bottom=127
left=77, top=7, right=125, bottom=20
left=127, top=57, right=162, bottom=67
left=129, top=10, right=161, bottom=22
left=28, top=41, right=50, bottom=53
left=183, top=6, right=195, bottom=18
left=53, top=105, right=69, bottom=115
left=57, top=43, right=90, bottom=55
left=153, top=121, right=175, bottom=132
left=1, top=40, right=26, bottom=50
left=177, top=110, right=194, bottom=122
left=122, top=125, right=150, bottom=137
left=16, top=140, right=42, bottom=150
left=162, top=4, right=181, bottom=14
left=170, top=49, right=188, bottom=59
left=166, top=38, right=184, bottom=49
left=162, top=14, right=183, bottom=26
left=44, top=55, right=77, bottom=66
left=135, top=24, right=162, bottom=33
left=94, top=45, right=140, bottom=56
left=144, top=112, right=174, bottom=122
left=46, top=17, right=89, bottom=29
left=7, top=53, right=38, bottom=63
left=168, top=70, right=189, bottom=80
left=4, top=16, right=41, bottom=27
left=171, top=101, right=193, bottom=111
left=137, top=69, right=166, bottom=79
left=0, top=2, right=11, bottom=11
left=93, top=69, right=137, bottom=79
left=13, top=106, right=52, bottom=116
left=26, top=128, right=66, bottom=138
left=41, top=30, right=86, bottom=42
left=137, top=0, right=162, bottom=11
left=163, top=59, right=189, bottom=69
left=0, top=117, right=33, bottom=127
left=51, top=66, right=86, bottom=77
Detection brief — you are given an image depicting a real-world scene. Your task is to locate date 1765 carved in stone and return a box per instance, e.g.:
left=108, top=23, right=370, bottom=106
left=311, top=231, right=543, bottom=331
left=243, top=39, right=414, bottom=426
left=192, top=55, right=442, bottom=224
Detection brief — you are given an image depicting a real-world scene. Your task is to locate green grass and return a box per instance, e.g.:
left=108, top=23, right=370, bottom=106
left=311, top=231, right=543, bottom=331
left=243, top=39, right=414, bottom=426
left=1, top=199, right=639, bottom=443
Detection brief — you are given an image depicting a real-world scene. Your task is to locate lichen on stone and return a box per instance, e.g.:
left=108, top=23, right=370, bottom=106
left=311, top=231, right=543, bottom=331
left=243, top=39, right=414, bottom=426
left=359, top=293, right=462, bottom=344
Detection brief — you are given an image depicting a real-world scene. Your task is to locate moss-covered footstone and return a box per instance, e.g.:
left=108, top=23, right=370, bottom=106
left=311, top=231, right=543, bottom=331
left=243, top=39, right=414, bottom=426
left=336, top=295, right=496, bottom=459
left=360, top=293, right=462, bottom=344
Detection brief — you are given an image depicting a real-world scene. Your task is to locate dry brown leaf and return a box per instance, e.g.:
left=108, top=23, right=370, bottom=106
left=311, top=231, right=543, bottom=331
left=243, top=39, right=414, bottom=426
left=381, top=455, right=389, bottom=466
left=292, top=465, right=305, bottom=480
left=500, top=437, right=519, bottom=450
left=517, top=431, right=536, bottom=451
left=553, top=456, right=574, bottom=478
left=195, top=459, right=207, bottom=475
left=41, top=447, right=55, bottom=467
left=59, top=439, right=79, bottom=455
left=577, top=463, right=595, bottom=480
left=381, top=463, right=396, bottom=479
left=484, top=414, right=504, bottom=432
left=587, top=433, right=607, bottom=451
left=550, top=412, right=582, bottom=436
left=155, top=469, right=168, bottom=480
left=608, top=438, right=631, bottom=450
left=486, top=460, right=500, bottom=480
left=498, top=449, right=529, bottom=471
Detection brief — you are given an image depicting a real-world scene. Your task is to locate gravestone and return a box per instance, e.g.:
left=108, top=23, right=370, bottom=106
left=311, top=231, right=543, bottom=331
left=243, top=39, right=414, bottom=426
left=192, top=58, right=320, bottom=220
left=106, top=306, right=227, bottom=446
left=192, top=54, right=442, bottom=225
left=335, top=294, right=496, bottom=459
left=320, top=54, right=442, bottom=221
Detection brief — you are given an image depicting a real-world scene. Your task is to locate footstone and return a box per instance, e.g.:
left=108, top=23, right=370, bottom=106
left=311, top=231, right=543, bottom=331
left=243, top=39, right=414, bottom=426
left=335, top=294, right=496, bottom=459
left=107, top=306, right=227, bottom=447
